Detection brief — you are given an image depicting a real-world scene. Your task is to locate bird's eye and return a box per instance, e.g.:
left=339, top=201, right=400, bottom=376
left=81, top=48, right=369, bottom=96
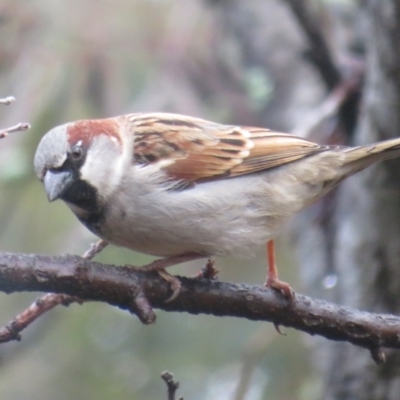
left=71, top=145, right=83, bottom=161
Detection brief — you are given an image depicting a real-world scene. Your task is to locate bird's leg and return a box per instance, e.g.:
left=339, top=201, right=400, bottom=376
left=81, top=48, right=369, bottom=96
left=132, top=253, right=205, bottom=302
left=265, top=240, right=294, bottom=301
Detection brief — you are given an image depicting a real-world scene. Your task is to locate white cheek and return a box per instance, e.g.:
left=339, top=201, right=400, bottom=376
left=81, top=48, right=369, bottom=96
left=80, top=136, right=127, bottom=197
left=80, top=150, right=100, bottom=184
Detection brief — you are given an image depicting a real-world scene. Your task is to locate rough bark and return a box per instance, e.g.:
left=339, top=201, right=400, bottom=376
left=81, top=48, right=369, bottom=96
left=1, top=252, right=400, bottom=354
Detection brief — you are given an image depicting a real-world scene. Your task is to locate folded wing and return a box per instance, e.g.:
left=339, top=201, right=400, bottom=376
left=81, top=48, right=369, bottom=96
left=130, top=113, right=330, bottom=182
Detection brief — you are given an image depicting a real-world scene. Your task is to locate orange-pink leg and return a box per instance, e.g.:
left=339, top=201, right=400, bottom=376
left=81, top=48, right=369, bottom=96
left=265, top=240, right=294, bottom=301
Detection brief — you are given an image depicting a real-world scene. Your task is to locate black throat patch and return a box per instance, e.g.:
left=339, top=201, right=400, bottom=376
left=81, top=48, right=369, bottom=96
left=61, top=179, right=101, bottom=214
left=61, top=179, right=106, bottom=235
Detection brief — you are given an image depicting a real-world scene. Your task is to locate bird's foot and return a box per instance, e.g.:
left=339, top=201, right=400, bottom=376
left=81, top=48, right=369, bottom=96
left=127, top=253, right=203, bottom=302
left=265, top=276, right=295, bottom=303
left=158, top=269, right=182, bottom=303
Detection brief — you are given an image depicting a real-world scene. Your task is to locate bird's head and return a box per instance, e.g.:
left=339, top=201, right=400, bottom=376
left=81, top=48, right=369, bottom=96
left=34, top=118, right=124, bottom=214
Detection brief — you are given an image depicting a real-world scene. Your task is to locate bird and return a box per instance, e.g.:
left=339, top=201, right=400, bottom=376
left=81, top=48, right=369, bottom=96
left=33, top=112, right=400, bottom=301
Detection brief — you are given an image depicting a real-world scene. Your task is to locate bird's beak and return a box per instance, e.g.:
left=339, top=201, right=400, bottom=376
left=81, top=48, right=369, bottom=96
left=43, top=170, right=74, bottom=202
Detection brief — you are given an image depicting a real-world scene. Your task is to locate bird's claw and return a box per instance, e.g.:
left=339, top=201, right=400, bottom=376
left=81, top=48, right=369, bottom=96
left=265, top=277, right=295, bottom=303
left=158, top=269, right=182, bottom=303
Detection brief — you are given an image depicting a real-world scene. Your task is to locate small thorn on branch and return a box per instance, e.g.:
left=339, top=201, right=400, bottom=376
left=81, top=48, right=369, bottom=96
left=0, top=96, right=16, bottom=105
left=0, top=122, right=31, bottom=139
left=195, top=258, right=219, bottom=279
left=131, top=289, right=156, bottom=324
left=370, top=346, right=386, bottom=365
left=161, top=371, right=183, bottom=400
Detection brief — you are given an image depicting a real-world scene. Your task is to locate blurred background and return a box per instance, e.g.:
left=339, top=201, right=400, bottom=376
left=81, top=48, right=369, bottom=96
left=0, top=1, right=359, bottom=399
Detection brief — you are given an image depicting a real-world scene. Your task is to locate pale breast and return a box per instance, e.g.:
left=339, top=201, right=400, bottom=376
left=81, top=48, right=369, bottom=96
left=98, top=155, right=343, bottom=258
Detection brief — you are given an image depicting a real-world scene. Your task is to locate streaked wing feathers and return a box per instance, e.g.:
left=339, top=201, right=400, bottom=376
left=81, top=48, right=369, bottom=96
left=129, top=113, right=326, bottom=182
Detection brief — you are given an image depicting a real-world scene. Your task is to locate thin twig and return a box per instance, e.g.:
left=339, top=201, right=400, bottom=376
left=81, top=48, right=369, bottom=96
left=0, top=241, right=108, bottom=343
left=161, top=371, right=183, bottom=400
left=82, top=240, right=109, bottom=259
left=0, top=96, right=30, bottom=139
left=0, top=96, right=15, bottom=105
left=0, top=122, right=31, bottom=139
left=0, top=294, right=79, bottom=343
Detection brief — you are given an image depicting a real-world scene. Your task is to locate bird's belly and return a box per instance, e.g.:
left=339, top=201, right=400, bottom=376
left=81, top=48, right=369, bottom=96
left=98, top=211, right=279, bottom=258
left=96, top=177, right=294, bottom=258
left=98, top=228, right=207, bottom=257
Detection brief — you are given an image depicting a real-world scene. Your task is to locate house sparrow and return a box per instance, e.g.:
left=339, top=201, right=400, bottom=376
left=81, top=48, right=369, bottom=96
left=34, top=112, right=400, bottom=300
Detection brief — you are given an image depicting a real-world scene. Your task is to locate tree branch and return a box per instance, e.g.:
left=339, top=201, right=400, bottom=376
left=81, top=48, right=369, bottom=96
left=0, top=252, right=398, bottom=360
left=281, top=1, right=364, bottom=138
left=0, top=240, right=109, bottom=343
left=291, top=79, right=358, bottom=139
left=282, top=0, right=341, bottom=90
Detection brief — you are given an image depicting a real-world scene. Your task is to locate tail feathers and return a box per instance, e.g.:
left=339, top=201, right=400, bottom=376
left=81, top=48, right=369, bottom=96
left=341, top=137, right=400, bottom=173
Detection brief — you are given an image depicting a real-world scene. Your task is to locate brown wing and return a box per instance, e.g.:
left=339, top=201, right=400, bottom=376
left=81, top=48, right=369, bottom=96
left=129, top=113, right=328, bottom=182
